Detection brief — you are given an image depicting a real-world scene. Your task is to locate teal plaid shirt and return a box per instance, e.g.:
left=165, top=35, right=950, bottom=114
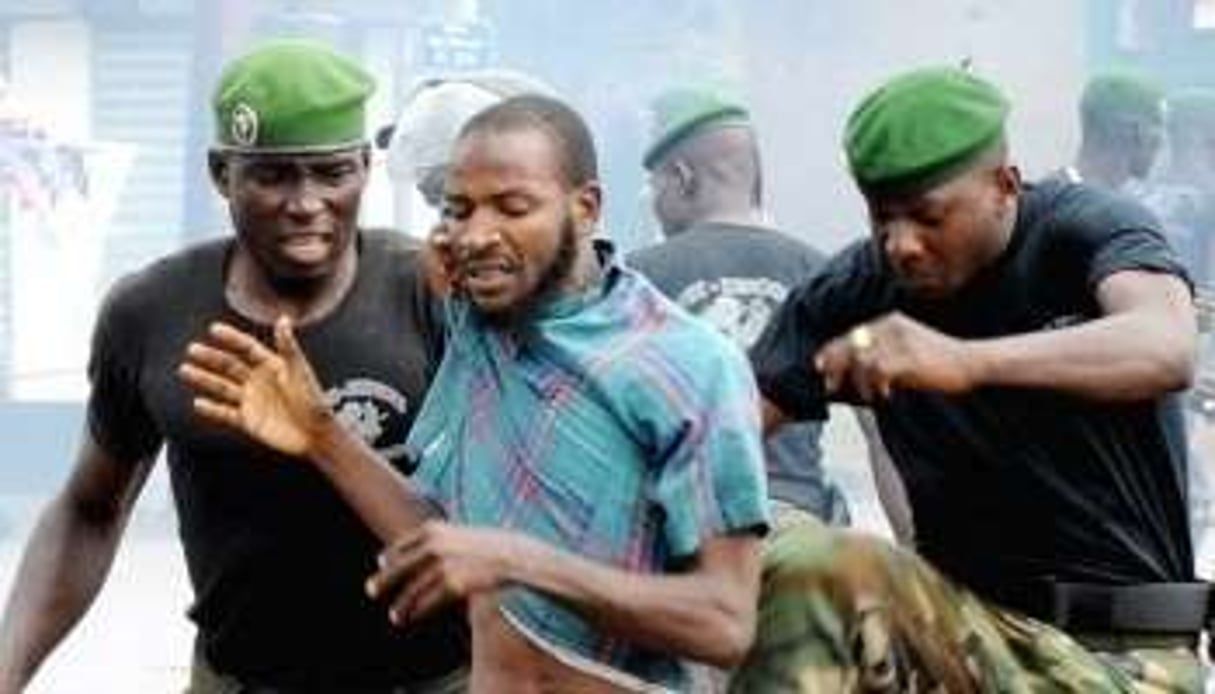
left=408, top=252, right=769, bottom=689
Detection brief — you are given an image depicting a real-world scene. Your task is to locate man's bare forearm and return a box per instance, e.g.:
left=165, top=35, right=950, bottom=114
left=308, top=416, right=439, bottom=544
left=966, top=272, right=1195, bottom=401
left=504, top=534, right=760, bottom=668
left=969, top=308, right=1194, bottom=401
left=0, top=496, right=130, bottom=691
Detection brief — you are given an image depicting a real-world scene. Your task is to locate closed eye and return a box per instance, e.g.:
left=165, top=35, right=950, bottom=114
left=496, top=193, right=537, bottom=218
left=309, top=162, right=359, bottom=185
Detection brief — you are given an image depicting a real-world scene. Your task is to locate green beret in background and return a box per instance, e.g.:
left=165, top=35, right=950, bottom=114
left=213, top=38, right=375, bottom=152
left=643, top=85, right=750, bottom=169
left=844, top=65, right=1010, bottom=196
left=1081, top=71, right=1164, bottom=125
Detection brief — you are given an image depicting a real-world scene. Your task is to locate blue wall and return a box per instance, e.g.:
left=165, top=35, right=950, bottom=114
left=0, top=402, right=85, bottom=494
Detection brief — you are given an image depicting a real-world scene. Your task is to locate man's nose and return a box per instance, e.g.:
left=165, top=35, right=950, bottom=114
left=452, top=210, right=502, bottom=255
left=883, top=220, right=926, bottom=264
left=284, top=179, right=325, bottom=217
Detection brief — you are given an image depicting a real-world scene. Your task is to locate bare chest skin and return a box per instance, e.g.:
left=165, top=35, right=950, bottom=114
left=467, top=595, right=632, bottom=694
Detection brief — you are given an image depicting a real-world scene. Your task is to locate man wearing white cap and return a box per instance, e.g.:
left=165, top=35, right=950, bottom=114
left=379, top=69, right=554, bottom=229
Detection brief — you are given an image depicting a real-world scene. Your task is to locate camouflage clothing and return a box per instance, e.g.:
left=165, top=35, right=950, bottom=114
left=731, top=519, right=1204, bottom=693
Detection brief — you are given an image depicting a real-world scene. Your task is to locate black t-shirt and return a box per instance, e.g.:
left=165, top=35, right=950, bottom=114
left=87, top=231, right=467, bottom=688
left=627, top=222, right=849, bottom=522
left=751, top=181, right=1195, bottom=601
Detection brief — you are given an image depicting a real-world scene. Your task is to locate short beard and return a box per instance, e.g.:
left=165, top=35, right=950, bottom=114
left=482, top=215, right=580, bottom=328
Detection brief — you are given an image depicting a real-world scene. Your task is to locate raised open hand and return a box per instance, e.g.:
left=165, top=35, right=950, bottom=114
left=178, top=316, right=331, bottom=457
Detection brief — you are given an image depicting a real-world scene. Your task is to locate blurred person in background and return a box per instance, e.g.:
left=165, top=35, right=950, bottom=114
left=1138, top=89, right=1215, bottom=284
left=1138, top=88, right=1215, bottom=584
left=1058, top=71, right=1166, bottom=194
left=1072, top=79, right=1215, bottom=587
left=378, top=69, right=555, bottom=230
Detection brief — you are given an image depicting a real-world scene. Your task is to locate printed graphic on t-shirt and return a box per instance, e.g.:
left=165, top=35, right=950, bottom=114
left=325, top=378, right=410, bottom=460
left=676, top=276, right=789, bottom=348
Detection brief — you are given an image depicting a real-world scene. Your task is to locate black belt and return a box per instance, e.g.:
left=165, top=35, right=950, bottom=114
left=991, top=580, right=1212, bottom=635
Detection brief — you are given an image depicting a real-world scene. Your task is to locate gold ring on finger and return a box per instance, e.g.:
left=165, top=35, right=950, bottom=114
left=849, top=325, right=875, bottom=352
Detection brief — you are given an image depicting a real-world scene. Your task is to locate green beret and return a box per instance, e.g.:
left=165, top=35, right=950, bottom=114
left=643, top=86, right=750, bottom=169
left=1081, top=71, right=1164, bottom=125
left=213, top=39, right=375, bottom=153
left=844, top=66, right=1010, bottom=196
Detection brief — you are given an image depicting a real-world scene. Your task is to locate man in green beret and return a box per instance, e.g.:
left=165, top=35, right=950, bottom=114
left=0, top=39, right=468, bottom=693
left=735, top=65, right=1204, bottom=691
left=629, top=84, right=859, bottom=529
left=1059, top=71, right=1166, bottom=190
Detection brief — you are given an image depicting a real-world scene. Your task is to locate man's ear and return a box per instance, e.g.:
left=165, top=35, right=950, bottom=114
left=992, top=164, right=1022, bottom=221
left=572, top=181, right=603, bottom=237
left=994, top=163, right=1021, bottom=198
left=672, top=159, right=697, bottom=198
left=208, top=150, right=231, bottom=198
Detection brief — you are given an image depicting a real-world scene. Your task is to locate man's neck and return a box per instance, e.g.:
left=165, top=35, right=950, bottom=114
left=225, top=242, right=359, bottom=326
left=556, top=238, right=605, bottom=297
left=705, top=207, right=766, bottom=227
left=671, top=209, right=767, bottom=236
left=1074, top=145, right=1130, bottom=189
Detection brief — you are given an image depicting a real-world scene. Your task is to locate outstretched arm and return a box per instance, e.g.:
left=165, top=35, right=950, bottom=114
left=368, top=522, right=761, bottom=668
left=178, top=317, right=438, bottom=544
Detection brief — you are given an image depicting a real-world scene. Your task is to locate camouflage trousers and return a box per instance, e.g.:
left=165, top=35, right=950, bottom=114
left=730, top=518, right=1205, bottom=693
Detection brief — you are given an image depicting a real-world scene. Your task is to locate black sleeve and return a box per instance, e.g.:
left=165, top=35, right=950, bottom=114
left=1060, top=187, right=1192, bottom=292
left=374, top=228, right=448, bottom=377
left=750, top=241, right=888, bottom=422
left=414, top=263, right=447, bottom=377
left=86, top=276, right=163, bottom=463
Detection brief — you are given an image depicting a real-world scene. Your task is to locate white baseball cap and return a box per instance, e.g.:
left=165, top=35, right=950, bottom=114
left=382, top=69, right=556, bottom=181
